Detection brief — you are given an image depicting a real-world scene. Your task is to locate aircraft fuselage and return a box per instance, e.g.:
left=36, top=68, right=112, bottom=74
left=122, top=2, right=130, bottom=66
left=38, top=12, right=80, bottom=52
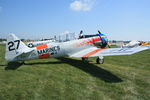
left=14, top=36, right=101, bottom=61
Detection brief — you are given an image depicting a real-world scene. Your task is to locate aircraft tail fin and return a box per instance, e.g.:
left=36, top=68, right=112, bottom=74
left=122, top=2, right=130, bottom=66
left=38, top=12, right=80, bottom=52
left=5, top=34, right=31, bottom=62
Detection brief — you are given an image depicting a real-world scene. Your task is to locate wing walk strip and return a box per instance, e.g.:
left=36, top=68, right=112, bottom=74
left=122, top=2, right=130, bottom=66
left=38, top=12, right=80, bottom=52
left=82, top=48, right=105, bottom=58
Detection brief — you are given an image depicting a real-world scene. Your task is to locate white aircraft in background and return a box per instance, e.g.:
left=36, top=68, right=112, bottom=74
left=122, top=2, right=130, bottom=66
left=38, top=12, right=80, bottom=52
left=5, top=34, right=150, bottom=64
left=121, top=40, right=141, bottom=48
left=27, top=39, right=55, bottom=48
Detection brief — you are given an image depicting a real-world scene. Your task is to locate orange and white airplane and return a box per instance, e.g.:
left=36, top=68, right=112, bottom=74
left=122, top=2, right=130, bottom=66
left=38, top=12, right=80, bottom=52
left=5, top=34, right=150, bottom=64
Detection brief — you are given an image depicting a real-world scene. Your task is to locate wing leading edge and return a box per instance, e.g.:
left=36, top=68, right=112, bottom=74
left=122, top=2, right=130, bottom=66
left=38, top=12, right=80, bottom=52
left=70, top=46, right=150, bottom=58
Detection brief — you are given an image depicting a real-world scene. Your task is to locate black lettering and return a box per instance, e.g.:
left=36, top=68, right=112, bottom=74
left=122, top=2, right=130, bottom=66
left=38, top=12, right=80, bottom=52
left=8, top=40, right=20, bottom=51
left=37, top=50, right=43, bottom=55
left=37, top=46, right=60, bottom=55
left=14, top=40, right=20, bottom=49
left=43, top=49, right=46, bottom=53
left=8, top=42, right=15, bottom=51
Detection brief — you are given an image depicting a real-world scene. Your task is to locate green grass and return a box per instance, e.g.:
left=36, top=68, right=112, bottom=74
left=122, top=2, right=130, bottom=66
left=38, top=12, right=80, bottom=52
left=0, top=44, right=150, bottom=100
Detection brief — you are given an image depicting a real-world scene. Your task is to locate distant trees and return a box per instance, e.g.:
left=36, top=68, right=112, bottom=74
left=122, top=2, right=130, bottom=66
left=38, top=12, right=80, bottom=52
left=0, top=38, right=6, bottom=42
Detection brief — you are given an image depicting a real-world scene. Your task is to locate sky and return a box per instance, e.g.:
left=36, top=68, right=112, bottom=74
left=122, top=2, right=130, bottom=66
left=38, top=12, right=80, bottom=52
left=0, top=0, right=150, bottom=41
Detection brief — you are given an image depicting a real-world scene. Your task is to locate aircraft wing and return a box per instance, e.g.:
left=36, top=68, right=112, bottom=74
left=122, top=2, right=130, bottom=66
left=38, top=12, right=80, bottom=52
left=70, top=46, right=150, bottom=58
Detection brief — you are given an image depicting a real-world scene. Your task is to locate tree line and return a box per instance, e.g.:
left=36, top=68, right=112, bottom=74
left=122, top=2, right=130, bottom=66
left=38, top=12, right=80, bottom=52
left=0, top=38, right=6, bottom=42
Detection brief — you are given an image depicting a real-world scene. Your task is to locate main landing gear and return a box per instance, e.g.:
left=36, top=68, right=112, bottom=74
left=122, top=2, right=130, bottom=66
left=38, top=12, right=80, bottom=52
left=82, top=56, right=104, bottom=64
left=82, top=57, right=88, bottom=62
left=96, top=56, right=104, bottom=64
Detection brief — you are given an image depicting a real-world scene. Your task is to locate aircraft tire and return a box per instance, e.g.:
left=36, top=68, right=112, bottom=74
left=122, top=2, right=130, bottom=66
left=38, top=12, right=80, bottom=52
left=96, top=57, right=104, bottom=64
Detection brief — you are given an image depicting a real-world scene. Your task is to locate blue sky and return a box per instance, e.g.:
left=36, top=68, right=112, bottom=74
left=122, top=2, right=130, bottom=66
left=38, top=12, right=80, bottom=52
left=0, top=0, right=150, bottom=40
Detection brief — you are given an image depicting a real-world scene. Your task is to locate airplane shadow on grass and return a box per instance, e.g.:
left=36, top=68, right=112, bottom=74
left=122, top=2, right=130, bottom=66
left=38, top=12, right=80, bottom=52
left=4, top=61, right=63, bottom=70
left=4, top=57, right=122, bottom=83
left=4, top=62, right=24, bottom=70
left=56, top=58, right=123, bottom=83
left=0, top=64, right=6, bottom=67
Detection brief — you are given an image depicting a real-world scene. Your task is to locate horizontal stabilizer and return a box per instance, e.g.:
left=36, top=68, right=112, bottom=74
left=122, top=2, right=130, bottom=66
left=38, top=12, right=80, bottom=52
left=5, top=34, right=33, bottom=62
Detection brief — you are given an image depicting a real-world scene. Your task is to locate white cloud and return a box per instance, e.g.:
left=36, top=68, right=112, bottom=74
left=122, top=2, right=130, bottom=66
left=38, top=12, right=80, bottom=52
left=70, top=0, right=96, bottom=11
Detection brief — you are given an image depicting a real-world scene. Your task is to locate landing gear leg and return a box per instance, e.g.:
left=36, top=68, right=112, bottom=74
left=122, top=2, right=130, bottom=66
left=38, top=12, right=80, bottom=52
left=21, top=61, right=25, bottom=65
left=96, top=56, right=104, bottom=64
left=82, top=57, right=88, bottom=62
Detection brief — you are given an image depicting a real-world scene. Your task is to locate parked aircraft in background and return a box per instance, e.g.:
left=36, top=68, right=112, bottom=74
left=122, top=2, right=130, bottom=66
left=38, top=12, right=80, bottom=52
left=121, top=40, right=141, bottom=48
left=119, top=40, right=150, bottom=48
left=140, top=42, right=150, bottom=46
left=5, top=34, right=150, bottom=64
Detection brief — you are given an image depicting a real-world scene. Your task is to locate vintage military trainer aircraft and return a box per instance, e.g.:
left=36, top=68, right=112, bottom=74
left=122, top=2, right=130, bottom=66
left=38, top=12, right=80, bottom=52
left=5, top=34, right=150, bottom=64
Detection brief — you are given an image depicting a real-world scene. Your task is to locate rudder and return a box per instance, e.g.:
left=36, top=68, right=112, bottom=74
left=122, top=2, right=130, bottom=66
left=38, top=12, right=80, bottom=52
left=5, top=34, right=30, bottom=62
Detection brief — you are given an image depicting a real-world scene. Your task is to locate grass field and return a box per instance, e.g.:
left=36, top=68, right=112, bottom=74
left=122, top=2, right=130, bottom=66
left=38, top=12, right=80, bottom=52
left=0, top=44, right=150, bottom=100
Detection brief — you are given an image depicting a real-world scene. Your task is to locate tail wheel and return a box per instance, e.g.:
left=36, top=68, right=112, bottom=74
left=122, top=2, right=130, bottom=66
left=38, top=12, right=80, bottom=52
left=96, top=57, right=104, bottom=64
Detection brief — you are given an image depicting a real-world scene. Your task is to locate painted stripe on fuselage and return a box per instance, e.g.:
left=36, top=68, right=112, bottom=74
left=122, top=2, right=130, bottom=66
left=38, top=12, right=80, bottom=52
left=74, top=37, right=101, bottom=47
left=36, top=44, right=50, bottom=59
left=83, top=48, right=105, bottom=58
left=39, top=53, right=50, bottom=59
left=92, top=37, right=101, bottom=42
left=36, top=44, right=48, bottom=50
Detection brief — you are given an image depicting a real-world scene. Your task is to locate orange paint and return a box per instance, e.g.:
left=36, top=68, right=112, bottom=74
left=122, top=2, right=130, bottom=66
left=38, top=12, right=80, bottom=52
left=74, top=37, right=101, bottom=47
left=93, top=37, right=101, bottom=42
left=36, top=44, right=48, bottom=50
left=83, top=48, right=105, bottom=58
left=36, top=44, right=50, bottom=59
left=39, top=53, right=50, bottom=59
